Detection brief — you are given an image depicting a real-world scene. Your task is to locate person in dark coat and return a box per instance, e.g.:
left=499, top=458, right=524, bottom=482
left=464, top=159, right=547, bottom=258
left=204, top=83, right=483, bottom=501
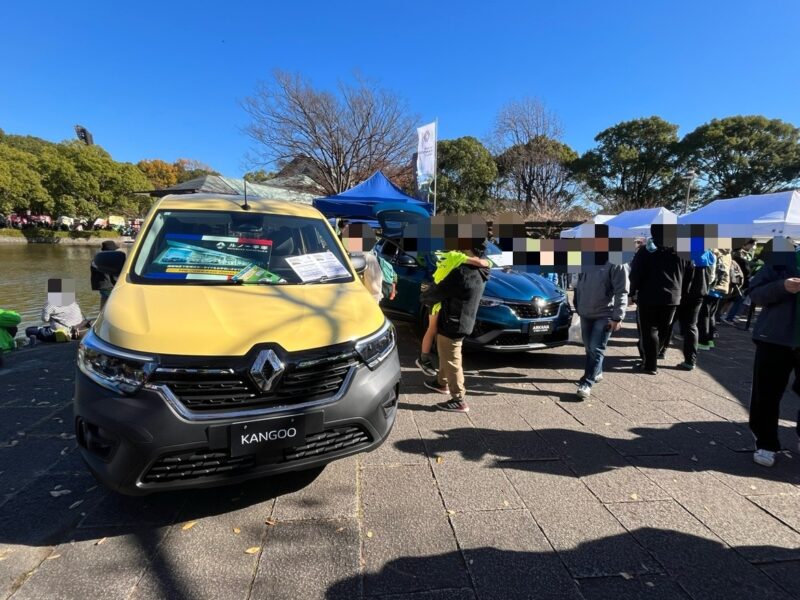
left=420, top=249, right=489, bottom=413
left=747, top=237, right=800, bottom=467
left=91, top=240, right=120, bottom=309
left=629, top=224, right=689, bottom=375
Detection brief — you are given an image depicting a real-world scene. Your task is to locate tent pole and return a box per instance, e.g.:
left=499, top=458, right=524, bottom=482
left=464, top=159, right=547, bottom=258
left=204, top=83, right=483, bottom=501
left=433, top=117, right=438, bottom=215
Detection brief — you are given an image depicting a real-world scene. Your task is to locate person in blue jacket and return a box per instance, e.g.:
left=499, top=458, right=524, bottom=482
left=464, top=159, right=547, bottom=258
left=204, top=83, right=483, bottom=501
left=747, top=237, right=800, bottom=467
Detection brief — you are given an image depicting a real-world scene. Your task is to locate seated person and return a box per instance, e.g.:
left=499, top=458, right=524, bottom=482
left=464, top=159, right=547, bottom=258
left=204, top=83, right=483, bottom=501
left=26, top=279, right=87, bottom=344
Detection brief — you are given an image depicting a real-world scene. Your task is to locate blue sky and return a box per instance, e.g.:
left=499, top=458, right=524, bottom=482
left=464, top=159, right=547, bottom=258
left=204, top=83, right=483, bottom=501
left=2, top=0, right=799, bottom=177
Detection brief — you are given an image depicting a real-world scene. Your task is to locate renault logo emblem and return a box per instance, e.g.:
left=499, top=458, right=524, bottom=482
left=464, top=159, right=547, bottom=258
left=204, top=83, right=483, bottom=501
left=249, top=349, right=284, bottom=392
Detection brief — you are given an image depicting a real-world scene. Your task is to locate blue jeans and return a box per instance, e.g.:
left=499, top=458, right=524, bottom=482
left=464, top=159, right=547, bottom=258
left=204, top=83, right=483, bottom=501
left=725, top=295, right=745, bottom=321
left=580, top=317, right=612, bottom=386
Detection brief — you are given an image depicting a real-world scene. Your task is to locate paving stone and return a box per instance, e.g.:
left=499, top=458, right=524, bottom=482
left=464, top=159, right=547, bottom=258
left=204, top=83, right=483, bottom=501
left=608, top=500, right=793, bottom=600
left=0, top=407, right=59, bottom=443
left=364, top=590, right=476, bottom=600
left=251, top=518, right=360, bottom=600
left=132, top=500, right=267, bottom=600
left=14, top=528, right=167, bottom=600
left=413, top=413, right=493, bottom=464
left=430, top=457, right=523, bottom=512
left=759, top=560, right=800, bottom=600
left=634, top=456, right=800, bottom=562
left=363, top=409, right=428, bottom=466
left=506, top=461, right=658, bottom=578
left=0, top=470, right=102, bottom=546
left=79, top=489, right=184, bottom=529
left=577, top=574, right=690, bottom=600
left=750, top=495, right=800, bottom=534
left=0, top=546, right=51, bottom=600
left=450, top=509, right=582, bottom=600
left=361, top=465, right=467, bottom=595
left=0, top=437, right=77, bottom=497
left=273, top=457, right=357, bottom=521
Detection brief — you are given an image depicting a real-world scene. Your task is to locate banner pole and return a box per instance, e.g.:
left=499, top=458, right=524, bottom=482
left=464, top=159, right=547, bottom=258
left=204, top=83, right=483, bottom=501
left=433, top=118, right=438, bottom=215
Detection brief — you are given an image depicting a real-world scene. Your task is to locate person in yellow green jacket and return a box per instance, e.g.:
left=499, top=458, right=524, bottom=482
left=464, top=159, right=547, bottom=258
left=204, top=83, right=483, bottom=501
left=416, top=250, right=491, bottom=376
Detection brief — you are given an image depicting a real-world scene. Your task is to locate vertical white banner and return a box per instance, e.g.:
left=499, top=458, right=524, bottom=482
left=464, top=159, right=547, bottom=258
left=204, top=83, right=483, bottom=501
left=416, top=121, right=437, bottom=190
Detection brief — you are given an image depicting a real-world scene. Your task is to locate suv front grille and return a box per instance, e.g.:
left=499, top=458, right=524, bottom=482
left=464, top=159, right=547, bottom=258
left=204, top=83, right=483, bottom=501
left=507, top=299, right=562, bottom=319
left=153, top=354, right=359, bottom=412
left=141, top=425, right=372, bottom=484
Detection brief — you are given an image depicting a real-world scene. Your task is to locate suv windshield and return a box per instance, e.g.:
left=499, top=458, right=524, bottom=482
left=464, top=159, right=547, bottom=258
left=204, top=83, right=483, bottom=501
left=132, top=210, right=354, bottom=285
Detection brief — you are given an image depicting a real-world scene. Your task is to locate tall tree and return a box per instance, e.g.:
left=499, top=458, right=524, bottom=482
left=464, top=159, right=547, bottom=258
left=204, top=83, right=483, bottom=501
left=244, top=169, right=277, bottom=184
left=681, top=116, right=800, bottom=200
left=573, top=116, right=681, bottom=211
left=137, top=159, right=181, bottom=189
left=174, top=158, right=219, bottom=183
left=242, top=70, right=417, bottom=195
left=490, top=98, right=579, bottom=216
left=437, top=137, right=498, bottom=214
left=0, top=145, right=50, bottom=215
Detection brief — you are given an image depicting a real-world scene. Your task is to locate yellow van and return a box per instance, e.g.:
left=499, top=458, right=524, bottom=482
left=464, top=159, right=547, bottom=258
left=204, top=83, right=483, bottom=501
left=75, top=193, right=400, bottom=495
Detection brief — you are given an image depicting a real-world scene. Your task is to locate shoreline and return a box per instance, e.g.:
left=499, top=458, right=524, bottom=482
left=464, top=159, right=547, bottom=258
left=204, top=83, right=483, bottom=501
left=0, top=236, right=128, bottom=246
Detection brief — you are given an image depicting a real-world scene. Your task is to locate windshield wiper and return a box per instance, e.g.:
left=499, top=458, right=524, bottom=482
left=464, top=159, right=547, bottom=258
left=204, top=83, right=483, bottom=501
left=300, top=274, right=353, bottom=284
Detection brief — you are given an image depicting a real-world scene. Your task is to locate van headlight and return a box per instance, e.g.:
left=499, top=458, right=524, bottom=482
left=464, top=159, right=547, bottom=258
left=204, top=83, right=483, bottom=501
left=355, top=320, right=396, bottom=369
left=77, top=330, right=156, bottom=394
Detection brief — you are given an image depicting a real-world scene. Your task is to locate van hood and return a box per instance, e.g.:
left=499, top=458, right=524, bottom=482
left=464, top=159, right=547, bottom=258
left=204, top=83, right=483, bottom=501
left=485, top=268, right=563, bottom=302
left=94, top=280, right=386, bottom=356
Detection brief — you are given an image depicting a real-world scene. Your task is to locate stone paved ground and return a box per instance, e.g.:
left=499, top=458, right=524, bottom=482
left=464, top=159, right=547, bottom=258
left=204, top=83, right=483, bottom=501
left=1, top=309, right=800, bottom=599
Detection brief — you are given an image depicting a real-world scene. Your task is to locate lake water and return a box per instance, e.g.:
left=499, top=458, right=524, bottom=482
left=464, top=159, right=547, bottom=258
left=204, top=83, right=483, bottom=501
left=0, top=244, right=126, bottom=332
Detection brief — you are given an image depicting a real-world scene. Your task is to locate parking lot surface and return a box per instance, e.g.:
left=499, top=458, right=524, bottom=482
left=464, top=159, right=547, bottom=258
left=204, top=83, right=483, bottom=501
left=2, top=311, right=800, bottom=599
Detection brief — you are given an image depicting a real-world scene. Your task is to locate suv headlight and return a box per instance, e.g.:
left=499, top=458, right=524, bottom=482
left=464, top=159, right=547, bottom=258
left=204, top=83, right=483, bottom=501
left=355, top=320, right=396, bottom=369
left=479, top=296, right=504, bottom=308
left=77, top=330, right=156, bottom=394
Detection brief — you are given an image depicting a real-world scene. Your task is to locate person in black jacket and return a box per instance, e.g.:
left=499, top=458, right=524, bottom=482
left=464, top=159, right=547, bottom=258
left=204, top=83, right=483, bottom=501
left=90, top=240, right=120, bottom=309
left=629, top=224, right=689, bottom=375
left=420, top=250, right=489, bottom=412
left=747, top=237, right=800, bottom=467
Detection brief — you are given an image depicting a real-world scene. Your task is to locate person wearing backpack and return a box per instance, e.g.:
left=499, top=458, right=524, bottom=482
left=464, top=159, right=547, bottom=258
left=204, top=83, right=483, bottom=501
left=698, top=249, right=731, bottom=350
left=722, top=240, right=756, bottom=324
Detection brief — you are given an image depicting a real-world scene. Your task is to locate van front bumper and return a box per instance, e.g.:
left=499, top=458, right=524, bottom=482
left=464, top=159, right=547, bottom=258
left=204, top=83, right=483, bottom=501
left=73, top=348, right=400, bottom=495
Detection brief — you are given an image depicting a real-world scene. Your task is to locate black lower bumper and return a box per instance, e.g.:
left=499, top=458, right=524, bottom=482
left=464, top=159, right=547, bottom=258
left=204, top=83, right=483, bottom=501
left=73, top=349, right=401, bottom=495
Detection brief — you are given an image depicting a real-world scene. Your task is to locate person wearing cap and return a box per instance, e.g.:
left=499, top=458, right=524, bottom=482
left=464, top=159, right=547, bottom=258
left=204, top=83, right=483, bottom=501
left=91, top=240, right=121, bottom=309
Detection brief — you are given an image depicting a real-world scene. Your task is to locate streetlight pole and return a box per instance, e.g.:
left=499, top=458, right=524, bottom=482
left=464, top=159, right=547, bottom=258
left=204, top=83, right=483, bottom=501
left=683, top=169, right=696, bottom=214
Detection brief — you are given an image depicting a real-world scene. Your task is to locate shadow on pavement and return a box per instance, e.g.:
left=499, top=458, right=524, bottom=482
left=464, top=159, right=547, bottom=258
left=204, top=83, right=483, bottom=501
left=326, top=529, right=795, bottom=600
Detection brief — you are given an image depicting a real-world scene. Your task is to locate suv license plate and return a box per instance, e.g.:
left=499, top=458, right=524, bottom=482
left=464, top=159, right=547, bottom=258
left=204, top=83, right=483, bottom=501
left=230, top=415, right=306, bottom=457
left=529, top=322, right=551, bottom=338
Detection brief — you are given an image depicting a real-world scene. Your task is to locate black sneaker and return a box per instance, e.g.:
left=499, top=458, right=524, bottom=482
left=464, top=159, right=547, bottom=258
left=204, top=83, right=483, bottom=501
left=415, top=353, right=438, bottom=377
left=657, top=351, right=666, bottom=360
left=424, top=379, right=449, bottom=394
left=677, top=361, right=695, bottom=371
left=436, top=398, right=469, bottom=413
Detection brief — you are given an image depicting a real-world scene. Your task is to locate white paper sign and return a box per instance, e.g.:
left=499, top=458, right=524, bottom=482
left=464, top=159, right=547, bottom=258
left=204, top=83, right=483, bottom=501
left=285, top=252, right=349, bottom=282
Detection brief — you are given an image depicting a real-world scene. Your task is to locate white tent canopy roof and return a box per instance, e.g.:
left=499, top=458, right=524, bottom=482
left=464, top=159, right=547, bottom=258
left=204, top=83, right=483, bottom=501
left=679, top=190, right=800, bottom=238
left=604, top=207, right=678, bottom=232
left=559, top=220, right=638, bottom=239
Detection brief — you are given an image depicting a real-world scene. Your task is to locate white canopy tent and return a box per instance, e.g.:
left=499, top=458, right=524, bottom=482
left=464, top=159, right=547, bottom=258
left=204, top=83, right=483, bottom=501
left=604, top=207, right=678, bottom=233
left=679, top=190, right=800, bottom=239
left=559, top=221, right=637, bottom=239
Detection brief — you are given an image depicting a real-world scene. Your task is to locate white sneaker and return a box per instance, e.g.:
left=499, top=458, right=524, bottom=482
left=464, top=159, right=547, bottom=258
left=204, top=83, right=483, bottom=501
left=753, top=449, right=776, bottom=467
left=594, top=374, right=604, bottom=383
left=576, top=384, right=591, bottom=400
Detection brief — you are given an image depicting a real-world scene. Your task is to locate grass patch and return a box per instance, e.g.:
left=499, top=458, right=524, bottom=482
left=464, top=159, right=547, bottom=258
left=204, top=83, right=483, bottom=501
left=0, top=228, right=121, bottom=240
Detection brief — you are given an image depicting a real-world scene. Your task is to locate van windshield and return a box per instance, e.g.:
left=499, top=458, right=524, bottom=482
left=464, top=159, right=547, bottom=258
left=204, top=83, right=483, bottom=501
left=131, top=210, right=354, bottom=285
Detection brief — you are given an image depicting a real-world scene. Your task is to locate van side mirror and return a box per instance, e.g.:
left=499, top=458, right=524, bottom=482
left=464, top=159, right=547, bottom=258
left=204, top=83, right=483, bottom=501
left=93, top=251, right=126, bottom=276
left=349, top=253, right=367, bottom=274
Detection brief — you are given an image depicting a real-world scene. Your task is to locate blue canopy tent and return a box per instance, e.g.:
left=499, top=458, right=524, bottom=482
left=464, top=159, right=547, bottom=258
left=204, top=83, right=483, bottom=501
left=313, top=171, right=434, bottom=219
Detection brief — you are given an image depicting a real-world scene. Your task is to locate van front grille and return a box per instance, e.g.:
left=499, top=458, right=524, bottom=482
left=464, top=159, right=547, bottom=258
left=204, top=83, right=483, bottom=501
left=152, top=354, right=359, bottom=412
left=141, top=425, right=372, bottom=484
left=507, top=300, right=562, bottom=319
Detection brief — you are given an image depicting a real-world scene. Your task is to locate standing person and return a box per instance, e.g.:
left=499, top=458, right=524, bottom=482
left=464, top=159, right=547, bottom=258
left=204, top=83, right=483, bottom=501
left=746, top=238, right=800, bottom=467
left=91, top=240, right=120, bottom=309
left=573, top=261, right=629, bottom=399
left=698, top=249, right=731, bottom=350
left=672, top=249, right=715, bottom=370
left=421, top=249, right=490, bottom=412
left=629, top=225, right=688, bottom=375
left=722, top=239, right=756, bottom=324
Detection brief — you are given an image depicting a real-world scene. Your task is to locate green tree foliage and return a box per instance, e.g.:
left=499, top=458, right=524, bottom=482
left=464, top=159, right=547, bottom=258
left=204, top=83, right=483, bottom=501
left=573, top=116, right=681, bottom=212
left=0, top=144, right=51, bottom=215
left=0, top=133, right=151, bottom=218
left=437, top=137, right=498, bottom=214
left=681, top=116, right=800, bottom=200
left=137, top=159, right=180, bottom=189
left=244, top=169, right=277, bottom=183
left=496, top=137, right=578, bottom=216
left=174, top=158, right=219, bottom=183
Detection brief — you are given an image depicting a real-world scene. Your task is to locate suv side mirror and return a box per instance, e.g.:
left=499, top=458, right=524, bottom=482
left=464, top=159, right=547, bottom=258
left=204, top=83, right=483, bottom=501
left=349, top=252, right=367, bottom=274
left=397, top=254, right=418, bottom=268
left=93, top=250, right=126, bottom=276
